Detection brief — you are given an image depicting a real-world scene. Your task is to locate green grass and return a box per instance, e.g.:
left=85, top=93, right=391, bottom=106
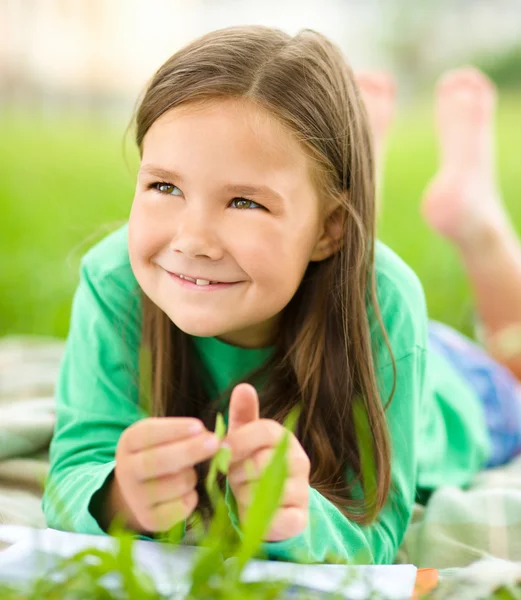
left=0, top=111, right=139, bottom=337
left=1, top=95, right=520, bottom=339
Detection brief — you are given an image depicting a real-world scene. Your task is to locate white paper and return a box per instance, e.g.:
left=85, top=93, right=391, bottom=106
left=0, top=526, right=416, bottom=599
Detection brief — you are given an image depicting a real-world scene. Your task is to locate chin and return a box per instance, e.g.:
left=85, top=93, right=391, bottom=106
left=166, top=311, right=231, bottom=339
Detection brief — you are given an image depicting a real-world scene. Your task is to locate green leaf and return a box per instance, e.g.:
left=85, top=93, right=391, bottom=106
left=155, top=519, right=185, bottom=546
left=107, top=525, right=159, bottom=598
left=493, top=585, right=521, bottom=600
left=206, top=455, right=220, bottom=506
left=283, top=405, right=301, bottom=433
left=216, top=444, right=232, bottom=473
left=215, top=413, right=226, bottom=440
left=235, top=428, right=290, bottom=571
left=188, top=500, right=236, bottom=596
left=29, top=547, right=117, bottom=599
left=203, top=494, right=236, bottom=551
left=189, top=546, right=225, bottom=596
left=206, top=412, right=232, bottom=508
left=185, top=511, right=205, bottom=545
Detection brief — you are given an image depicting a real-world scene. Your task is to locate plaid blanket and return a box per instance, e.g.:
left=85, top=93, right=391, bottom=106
left=0, top=337, right=61, bottom=530
left=1, top=336, right=520, bottom=594
left=398, top=456, right=521, bottom=567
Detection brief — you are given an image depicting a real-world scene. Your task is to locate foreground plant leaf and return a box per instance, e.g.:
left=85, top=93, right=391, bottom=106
left=206, top=412, right=232, bottom=508
left=235, top=423, right=293, bottom=571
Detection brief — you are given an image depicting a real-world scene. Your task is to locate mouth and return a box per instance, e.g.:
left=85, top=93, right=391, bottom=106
left=166, top=270, right=241, bottom=291
left=176, top=273, right=222, bottom=285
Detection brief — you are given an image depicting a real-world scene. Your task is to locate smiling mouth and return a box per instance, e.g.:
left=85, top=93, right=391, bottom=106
left=167, top=270, right=241, bottom=290
left=176, top=273, right=220, bottom=286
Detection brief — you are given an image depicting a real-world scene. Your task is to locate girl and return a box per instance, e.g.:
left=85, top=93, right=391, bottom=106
left=42, top=26, right=521, bottom=565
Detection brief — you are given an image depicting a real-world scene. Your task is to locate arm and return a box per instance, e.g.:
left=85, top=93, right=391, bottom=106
left=257, top=247, right=430, bottom=563
left=42, top=251, right=146, bottom=535
left=260, top=351, right=426, bottom=564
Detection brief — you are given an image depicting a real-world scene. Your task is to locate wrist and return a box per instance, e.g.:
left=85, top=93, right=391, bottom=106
left=104, top=473, right=145, bottom=534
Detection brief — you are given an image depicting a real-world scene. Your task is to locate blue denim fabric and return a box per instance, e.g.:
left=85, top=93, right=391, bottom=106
left=428, top=320, right=521, bottom=468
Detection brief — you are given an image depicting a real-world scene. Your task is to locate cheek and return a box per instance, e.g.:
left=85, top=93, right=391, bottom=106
left=239, top=221, right=315, bottom=291
left=128, top=201, right=146, bottom=263
left=128, top=196, right=164, bottom=274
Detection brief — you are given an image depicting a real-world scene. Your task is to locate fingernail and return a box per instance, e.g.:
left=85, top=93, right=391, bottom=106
left=189, top=421, right=204, bottom=434
left=220, top=442, right=231, bottom=450
left=204, top=434, right=219, bottom=450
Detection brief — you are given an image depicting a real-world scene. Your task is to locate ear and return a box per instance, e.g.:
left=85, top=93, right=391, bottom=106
left=309, top=203, right=345, bottom=262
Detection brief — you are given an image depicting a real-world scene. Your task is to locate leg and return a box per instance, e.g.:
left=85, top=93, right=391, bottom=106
left=422, top=67, right=521, bottom=379
left=356, top=70, right=396, bottom=212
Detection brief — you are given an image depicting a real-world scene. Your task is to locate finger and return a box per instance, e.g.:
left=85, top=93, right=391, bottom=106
left=131, top=432, right=220, bottom=481
left=139, top=468, right=197, bottom=507
left=227, top=419, right=293, bottom=465
left=226, top=419, right=282, bottom=464
left=228, top=448, right=273, bottom=485
left=228, top=444, right=310, bottom=485
left=233, top=480, right=255, bottom=508
left=121, top=417, right=206, bottom=453
left=228, top=383, right=259, bottom=432
left=280, top=478, right=309, bottom=508
left=265, top=507, right=308, bottom=542
left=140, top=490, right=199, bottom=533
left=233, top=475, right=308, bottom=510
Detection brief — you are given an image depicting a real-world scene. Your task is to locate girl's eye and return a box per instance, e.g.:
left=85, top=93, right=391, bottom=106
left=152, top=182, right=182, bottom=195
left=230, top=198, right=264, bottom=210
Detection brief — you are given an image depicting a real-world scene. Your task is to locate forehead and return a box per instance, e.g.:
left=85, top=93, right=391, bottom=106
left=142, top=98, right=313, bottom=181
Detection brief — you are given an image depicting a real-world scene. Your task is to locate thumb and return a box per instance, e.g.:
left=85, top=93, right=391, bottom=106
left=228, top=383, right=260, bottom=432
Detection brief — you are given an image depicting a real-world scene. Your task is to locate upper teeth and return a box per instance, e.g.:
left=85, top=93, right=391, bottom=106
left=179, top=274, right=213, bottom=285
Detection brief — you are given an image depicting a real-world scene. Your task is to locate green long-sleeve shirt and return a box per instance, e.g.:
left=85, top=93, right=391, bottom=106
left=42, top=224, right=491, bottom=564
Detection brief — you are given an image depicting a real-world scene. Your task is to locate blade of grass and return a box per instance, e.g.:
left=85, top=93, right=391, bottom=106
left=206, top=412, right=232, bottom=508
left=235, top=429, right=290, bottom=571
left=114, top=528, right=158, bottom=598
left=234, top=406, right=300, bottom=571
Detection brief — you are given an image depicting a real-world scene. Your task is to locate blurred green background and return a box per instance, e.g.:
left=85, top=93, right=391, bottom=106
left=2, top=0, right=521, bottom=340
left=2, top=91, right=520, bottom=340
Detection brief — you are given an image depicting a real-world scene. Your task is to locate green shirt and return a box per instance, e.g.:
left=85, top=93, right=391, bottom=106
left=42, top=224, right=490, bottom=564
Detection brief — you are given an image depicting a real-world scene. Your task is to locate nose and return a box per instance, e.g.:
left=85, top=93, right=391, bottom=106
left=169, top=206, right=224, bottom=261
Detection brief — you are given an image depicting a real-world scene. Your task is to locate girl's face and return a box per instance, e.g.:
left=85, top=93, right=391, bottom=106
left=129, top=98, right=333, bottom=348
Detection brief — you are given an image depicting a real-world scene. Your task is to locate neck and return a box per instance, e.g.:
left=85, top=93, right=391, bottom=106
left=216, top=314, right=280, bottom=348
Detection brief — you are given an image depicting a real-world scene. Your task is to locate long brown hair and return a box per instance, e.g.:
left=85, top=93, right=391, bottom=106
left=135, top=25, right=395, bottom=524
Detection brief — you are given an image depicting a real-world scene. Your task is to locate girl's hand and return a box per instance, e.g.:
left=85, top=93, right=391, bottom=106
left=225, top=383, right=310, bottom=542
left=113, top=417, right=220, bottom=533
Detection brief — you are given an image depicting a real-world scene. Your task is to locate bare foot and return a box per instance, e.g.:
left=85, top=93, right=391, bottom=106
left=421, top=67, right=508, bottom=248
left=356, top=70, right=397, bottom=210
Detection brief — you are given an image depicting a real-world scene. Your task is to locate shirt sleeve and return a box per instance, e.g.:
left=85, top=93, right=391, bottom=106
left=261, top=349, right=427, bottom=564
left=42, top=258, right=146, bottom=535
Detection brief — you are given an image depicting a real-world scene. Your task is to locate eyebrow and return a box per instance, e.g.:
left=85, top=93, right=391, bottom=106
left=139, top=164, right=286, bottom=207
